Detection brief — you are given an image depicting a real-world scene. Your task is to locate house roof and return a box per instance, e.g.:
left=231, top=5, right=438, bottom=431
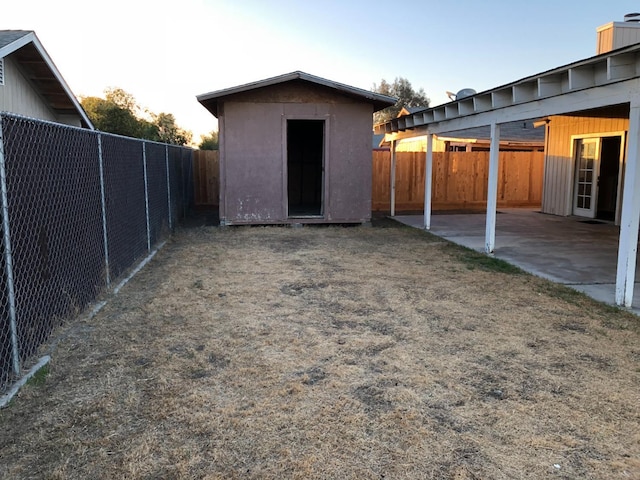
left=0, top=30, right=93, bottom=129
left=438, top=120, right=544, bottom=143
left=197, top=71, right=397, bottom=117
left=372, top=133, right=388, bottom=149
left=398, top=106, right=427, bottom=116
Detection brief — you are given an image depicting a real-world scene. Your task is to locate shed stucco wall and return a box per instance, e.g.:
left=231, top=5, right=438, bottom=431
left=542, top=114, right=629, bottom=216
left=219, top=84, right=374, bottom=225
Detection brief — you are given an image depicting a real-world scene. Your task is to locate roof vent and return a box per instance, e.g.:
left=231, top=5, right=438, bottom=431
left=624, top=12, right=640, bottom=22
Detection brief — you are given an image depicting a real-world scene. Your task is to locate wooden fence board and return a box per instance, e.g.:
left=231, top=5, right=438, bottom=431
left=373, top=150, right=544, bottom=212
left=192, top=149, right=543, bottom=211
left=193, top=150, right=219, bottom=206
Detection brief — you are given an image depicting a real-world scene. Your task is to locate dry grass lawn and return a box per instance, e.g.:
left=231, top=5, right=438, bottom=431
left=1, top=217, right=639, bottom=479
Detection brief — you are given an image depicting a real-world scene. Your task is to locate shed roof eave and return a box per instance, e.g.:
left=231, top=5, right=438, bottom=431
left=197, top=71, right=397, bottom=114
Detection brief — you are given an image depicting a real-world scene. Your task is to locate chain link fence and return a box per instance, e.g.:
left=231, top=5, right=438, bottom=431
left=0, top=113, right=193, bottom=394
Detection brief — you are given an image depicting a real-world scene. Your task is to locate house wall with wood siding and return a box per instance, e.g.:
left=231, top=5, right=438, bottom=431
left=542, top=115, right=629, bottom=216
left=0, top=56, right=59, bottom=122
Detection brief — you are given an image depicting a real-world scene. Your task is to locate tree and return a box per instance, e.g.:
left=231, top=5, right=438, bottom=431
left=198, top=131, right=219, bottom=150
left=80, top=88, right=192, bottom=145
left=153, top=112, right=192, bottom=146
left=81, top=94, right=142, bottom=138
left=372, top=77, right=430, bottom=124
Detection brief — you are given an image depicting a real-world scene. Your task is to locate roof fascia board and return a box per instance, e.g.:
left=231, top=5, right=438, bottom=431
left=197, top=72, right=301, bottom=101
left=28, top=35, right=94, bottom=129
left=0, top=31, right=34, bottom=59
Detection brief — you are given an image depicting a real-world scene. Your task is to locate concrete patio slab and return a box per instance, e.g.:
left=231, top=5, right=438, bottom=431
left=394, top=208, right=640, bottom=314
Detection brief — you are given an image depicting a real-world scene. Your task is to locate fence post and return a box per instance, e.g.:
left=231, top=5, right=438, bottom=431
left=165, top=145, right=172, bottom=230
left=0, top=118, right=21, bottom=377
left=97, top=133, right=110, bottom=286
left=142, top=142, right=151, bottom=252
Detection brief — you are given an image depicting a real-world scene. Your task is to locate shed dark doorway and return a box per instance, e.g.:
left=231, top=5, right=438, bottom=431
left=287, top=120, right=324, bottom=217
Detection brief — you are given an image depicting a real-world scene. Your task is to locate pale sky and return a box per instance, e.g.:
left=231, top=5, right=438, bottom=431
left=3, top=1, right=640, bottom=144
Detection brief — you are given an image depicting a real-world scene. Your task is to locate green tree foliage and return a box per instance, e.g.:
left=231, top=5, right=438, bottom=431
left=372, top=77, right=430, bottom=124
left=80, top=88, right=192, bottom=145
left=153, top=112, right=192, bottom=146
left=198, top=131, right=219, bottom=150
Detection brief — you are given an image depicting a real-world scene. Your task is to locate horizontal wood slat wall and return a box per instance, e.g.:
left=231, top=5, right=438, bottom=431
left=372, top=151, right=544, bottom=212
left=193, top=150, right=219, bottom=206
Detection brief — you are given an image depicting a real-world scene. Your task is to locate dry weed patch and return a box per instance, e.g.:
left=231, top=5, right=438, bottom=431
left=1, top=220, right=639, bottom=479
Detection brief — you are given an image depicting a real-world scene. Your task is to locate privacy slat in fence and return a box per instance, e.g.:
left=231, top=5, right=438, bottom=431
left=372, top=151, right=544, bottom=211
left=193, top=150, right=219, bottom=206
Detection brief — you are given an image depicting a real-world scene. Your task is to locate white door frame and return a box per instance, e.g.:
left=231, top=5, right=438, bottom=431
left=571, top=131, right=626, bottom=220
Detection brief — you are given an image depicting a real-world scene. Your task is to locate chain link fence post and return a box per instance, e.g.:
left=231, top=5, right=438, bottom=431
left=0, top=117, right=21, bottom=378
left=142, top=142, right=151, bottom=252
left=97, top=133, right=111, bottom=287
left=165, top=145, right=172, bottom=231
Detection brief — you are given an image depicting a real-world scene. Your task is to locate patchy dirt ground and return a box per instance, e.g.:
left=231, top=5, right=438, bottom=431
left=1, top=218, right=639, bottom=479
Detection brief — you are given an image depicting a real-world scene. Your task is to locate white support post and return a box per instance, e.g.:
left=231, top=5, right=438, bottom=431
left=390, top=140, right=397, bottom=217
left=615, top=102, right=640, bottom=307
left=485, top=123, right=500, bottom=253
left=424, top=133, right=433, bottom=230
left=389, top=140, right=396, bottom=217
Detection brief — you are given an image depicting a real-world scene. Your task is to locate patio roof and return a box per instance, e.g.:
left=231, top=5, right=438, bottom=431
left=375, top=42, right=640, bottom=137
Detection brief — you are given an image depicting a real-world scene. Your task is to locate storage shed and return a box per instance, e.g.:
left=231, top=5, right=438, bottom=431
left=197, top=71, right=395, bottom=225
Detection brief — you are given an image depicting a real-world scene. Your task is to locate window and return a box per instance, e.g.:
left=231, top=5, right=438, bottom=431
left=0, top=58, right=4, bottom=86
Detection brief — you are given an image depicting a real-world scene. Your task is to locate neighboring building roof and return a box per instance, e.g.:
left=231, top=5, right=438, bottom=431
left=372, top=133, right=387, bottom=149
left=0, top=30, right=93, bottom=129
left=197, top=71, right=397, bottom=117
left=398, top=106, right=427, bottom=117
left=439, top=120, right=544, bottom=143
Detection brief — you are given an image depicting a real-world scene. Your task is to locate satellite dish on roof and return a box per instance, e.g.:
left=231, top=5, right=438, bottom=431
left=456, top=88, right=477, bottom=100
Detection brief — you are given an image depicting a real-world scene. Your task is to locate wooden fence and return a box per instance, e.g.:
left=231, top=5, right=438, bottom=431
left=191, top=149, right=544, bottom=211
left=193, top=150, right=219, bottom=206
left=372, top=150, right=544, bottom=212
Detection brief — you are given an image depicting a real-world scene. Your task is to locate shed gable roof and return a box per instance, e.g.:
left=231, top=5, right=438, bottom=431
left=197, top=71, right=396, bottom=117
left=0, top=30, right=93, bottom=129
